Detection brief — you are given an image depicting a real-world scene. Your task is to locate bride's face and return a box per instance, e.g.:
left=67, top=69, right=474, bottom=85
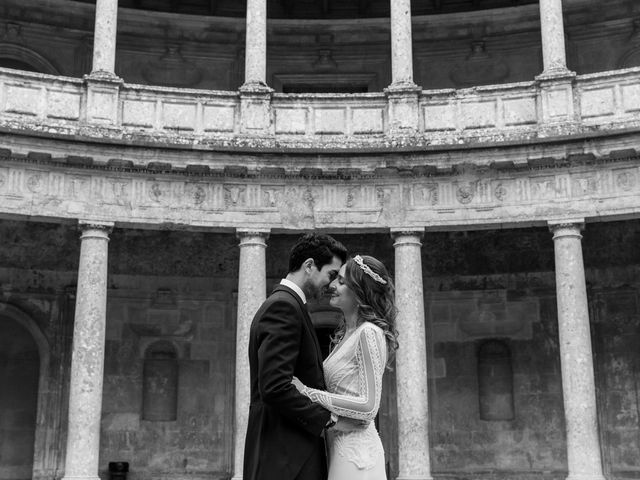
left=329, top=264, right=358, bottom=316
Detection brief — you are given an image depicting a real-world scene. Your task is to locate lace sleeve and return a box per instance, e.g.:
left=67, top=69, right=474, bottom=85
left=298, top=324, right=387, bottom=421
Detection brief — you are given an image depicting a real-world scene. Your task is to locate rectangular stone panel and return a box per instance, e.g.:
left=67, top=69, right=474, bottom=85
left=122, top=99, right=156, bottom=128
left=274, top=108, right=308, bottom=134
left=423, top=103, right=456, bottom=131
left=5, top=84, right=41, bottom=116
left=581, top=87, right=615, bottom=118
left=162, top=101, right=197, bottom=131
left=460, top=100, right=497, bottom=129
left=502, top=96, right=537, bottom=126
left=47, top=90, right=81, bottom=120
left=621, top=83, right=640, bottom=112
left=351, top=107, right=384, bottom=134
left=544, top=84, right=572, bottom=120
left=202, top=104, right=235, bottom=132
left=314, top=108, right=346, bottom=134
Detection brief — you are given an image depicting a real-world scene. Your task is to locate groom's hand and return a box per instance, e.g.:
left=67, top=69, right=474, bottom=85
left=332, top=416, right=369, bottom=432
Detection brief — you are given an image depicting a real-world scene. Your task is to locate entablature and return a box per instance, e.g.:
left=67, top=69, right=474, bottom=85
left=1, top=149, right=639, bottom=232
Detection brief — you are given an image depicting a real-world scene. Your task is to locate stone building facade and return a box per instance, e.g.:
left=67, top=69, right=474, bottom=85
left=0, top=1, right=639, bottom=480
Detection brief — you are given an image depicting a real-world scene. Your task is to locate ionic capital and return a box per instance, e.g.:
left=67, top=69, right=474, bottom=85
left=548, top=219, right=584, bottom=240
left=78, top=220, right=114, bottom=240
left=391, top=228, right=424, bottom=247
left=236, top=228, right=270, bottom=246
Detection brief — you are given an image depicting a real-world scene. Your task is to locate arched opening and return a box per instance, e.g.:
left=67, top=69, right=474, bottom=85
left=0, top=44, right=59, bottom=75
left=0, top=316, right=40, bottom=480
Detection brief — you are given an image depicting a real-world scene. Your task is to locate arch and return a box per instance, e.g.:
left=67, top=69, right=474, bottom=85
left=0, top=43, right=60, bottom=75
left=0, top=303, right=50, bottom=480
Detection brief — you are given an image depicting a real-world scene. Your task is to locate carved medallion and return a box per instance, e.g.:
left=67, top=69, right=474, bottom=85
left=26, top=174, right=43, bottom=193
left=494, top=183, right=508, bottom=202
left=616, top=171, right=636, bottom=191
left=148, top=182, right=165, bottom=203
left=456, top=182, right=476, bottom=204
left=186, top=184, right=206, bottom=206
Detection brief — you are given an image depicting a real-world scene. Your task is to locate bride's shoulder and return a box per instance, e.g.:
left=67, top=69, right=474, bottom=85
left=359, top=321, right=384, bottom=338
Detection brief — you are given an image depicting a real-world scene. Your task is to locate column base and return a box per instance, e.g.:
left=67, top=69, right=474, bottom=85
left=535, top=68, right=576, bottom=82
left=566, top=475, right=606, bottom=480
left=61, top=476, right=101, bottom=480
left=396, top=476, right=434, bottom=480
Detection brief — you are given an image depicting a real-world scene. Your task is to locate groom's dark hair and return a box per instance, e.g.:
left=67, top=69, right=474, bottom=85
left=288, top=233, right=348, bottom=273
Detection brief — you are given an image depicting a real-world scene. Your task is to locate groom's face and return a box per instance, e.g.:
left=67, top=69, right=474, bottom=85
left=303, top=255, right=342, bottom=301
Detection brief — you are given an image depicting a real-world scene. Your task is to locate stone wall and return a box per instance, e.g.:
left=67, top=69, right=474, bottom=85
left=0, top=220, right=639, bottom=479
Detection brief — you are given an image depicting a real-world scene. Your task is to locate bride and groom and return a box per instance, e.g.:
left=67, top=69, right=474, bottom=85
left=243, top=233, right=398, bottom=480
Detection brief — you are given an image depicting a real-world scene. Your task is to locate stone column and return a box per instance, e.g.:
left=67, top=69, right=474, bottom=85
left=549, top=221, right=605, bottom=480
left=243, top=0, right=267, bottom=88
left=386, top=0, right=420, bottom=135
left=91, top=0, right=119, bottom=77
left=390, top=0, right=415, bottom=88
left=539, top=0, right=569, bottom=76
left=231, top=229, right=269, bottom=480
left=62, top=221, right=113, bottom=480
left=392, top=231, right=433, bottom=480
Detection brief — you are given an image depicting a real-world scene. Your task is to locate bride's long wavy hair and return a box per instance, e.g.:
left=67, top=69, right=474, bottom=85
left=331, top=255, right=399, bottom=367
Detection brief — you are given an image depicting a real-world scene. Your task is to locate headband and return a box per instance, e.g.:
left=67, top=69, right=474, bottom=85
left=353, top=255, right=387, bottom=285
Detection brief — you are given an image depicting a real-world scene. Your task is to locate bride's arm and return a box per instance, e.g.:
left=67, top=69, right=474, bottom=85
left=293, top=324, right=386, bottom=421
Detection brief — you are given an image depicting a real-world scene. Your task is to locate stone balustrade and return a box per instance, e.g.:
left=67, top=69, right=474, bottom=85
left=2, top=67, right=640, bottom=150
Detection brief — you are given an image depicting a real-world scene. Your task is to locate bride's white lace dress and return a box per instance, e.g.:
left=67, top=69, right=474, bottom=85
left=298, top=321, right=387, bottom=480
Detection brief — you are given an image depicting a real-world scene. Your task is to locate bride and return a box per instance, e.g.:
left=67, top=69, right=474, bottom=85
left=292, top=254, right=398, bottom=480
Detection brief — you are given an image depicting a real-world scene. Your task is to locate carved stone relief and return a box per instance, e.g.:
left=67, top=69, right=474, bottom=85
left=0, top=161, right=639, bottom=229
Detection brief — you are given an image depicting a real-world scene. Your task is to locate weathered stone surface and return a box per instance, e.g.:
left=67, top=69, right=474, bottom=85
left=63, top=222, right=112, bottom=480
left=232, top=231, right=267, bottom=480
left=1, top=68, right=640, bottom=151
left=393, top=231, right=432, bottom=480
left=2, top=153, right=640, bottom=231
left=550, top=222, right=605, bottom=480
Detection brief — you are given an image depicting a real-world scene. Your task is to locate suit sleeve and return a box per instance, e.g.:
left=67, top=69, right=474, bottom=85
left=256, top=298, right=331, bottom=436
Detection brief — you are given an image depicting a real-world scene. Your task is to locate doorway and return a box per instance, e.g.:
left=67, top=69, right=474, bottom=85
left=0, top=316, right=40, bottom=480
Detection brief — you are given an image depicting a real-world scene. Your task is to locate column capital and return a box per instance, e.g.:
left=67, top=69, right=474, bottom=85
left=391, top=229, right=424, bottom=245
left=236, top=228, right=269, bottom=245
left=78, top=220, right=114, bottom=238
left=548, top=219, right=584, bottom=238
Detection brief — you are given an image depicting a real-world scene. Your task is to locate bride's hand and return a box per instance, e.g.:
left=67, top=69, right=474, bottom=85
left=332, top=416, right=369, bottom=432
left=291, top=376, right=304, bottom=392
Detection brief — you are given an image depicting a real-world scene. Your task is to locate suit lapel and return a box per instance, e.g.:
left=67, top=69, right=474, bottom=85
left=274, top=285, right=325, bottom=369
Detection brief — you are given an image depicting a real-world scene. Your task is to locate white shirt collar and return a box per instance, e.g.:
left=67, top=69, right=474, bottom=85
left=280, top=278, right=307, bottom=304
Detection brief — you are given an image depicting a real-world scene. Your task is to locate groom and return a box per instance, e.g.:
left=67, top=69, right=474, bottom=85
left=243, top=233, right=347, bottom=480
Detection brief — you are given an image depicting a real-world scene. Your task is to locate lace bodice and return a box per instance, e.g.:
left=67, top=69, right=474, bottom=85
left=297, top=322, right=387, bottom=421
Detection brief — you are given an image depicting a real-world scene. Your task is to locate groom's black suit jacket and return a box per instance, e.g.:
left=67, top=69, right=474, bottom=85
left=243, top=284, right=331, bottom=480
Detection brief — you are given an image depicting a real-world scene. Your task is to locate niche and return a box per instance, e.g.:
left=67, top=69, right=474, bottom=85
left=142, top=341, right=178, bottom=421
left=477, top=339, right=514, bottom=421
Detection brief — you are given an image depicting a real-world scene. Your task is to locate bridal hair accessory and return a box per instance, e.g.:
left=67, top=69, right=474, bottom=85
left=353, top=255, right=387, bottom=285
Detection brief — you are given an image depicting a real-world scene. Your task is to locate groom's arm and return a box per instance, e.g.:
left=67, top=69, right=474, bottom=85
left=256, top=296, right=331, bottom=436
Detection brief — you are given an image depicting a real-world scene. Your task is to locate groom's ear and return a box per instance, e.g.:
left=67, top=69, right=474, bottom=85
left=303, top=258, right=315, bottom=274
